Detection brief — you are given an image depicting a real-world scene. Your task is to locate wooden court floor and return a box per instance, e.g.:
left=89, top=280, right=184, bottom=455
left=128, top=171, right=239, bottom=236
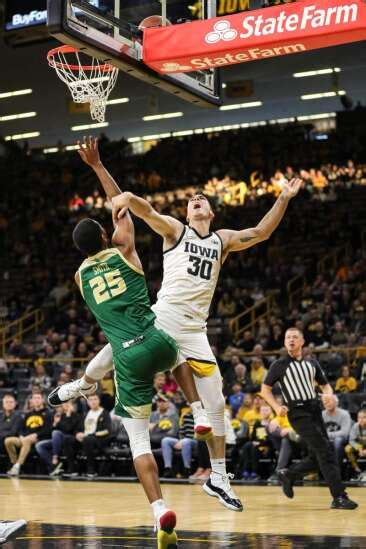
left=1, top=479, right=366, bottom=547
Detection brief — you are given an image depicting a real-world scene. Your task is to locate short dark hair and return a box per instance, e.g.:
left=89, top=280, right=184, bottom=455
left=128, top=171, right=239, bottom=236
left=72, top=218, right=104, bottom=255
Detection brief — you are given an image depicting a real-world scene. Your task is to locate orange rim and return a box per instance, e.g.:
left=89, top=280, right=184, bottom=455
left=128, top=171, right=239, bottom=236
left=47, top=45, right=115, bottom=72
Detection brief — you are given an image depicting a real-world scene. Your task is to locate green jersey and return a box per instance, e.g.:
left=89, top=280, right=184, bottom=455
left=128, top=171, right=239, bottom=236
left=78, top=248, right=155, bottom=353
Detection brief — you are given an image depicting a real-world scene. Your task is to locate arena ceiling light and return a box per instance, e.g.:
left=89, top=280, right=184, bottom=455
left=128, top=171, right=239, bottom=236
left=142, top=133, right=171, bottom=140
left=0, top=88, right=33, bottom=99
left=293, top=67, right=341, bottom=78
left=71, top=122, right=109, bottom=131
left=5, top=131, right=40, bottom=141
left=43, top=147, right=59, bottom=154
left=142, top=112, right=183, bottom=121
left=219, top=101, right=262, bottom=111
left=0, top=111, right=37, bottom=122
left=106, top=97, right=130, bottom=105
left=301, top=90, right=346, bottom=100
left=297, top=112, right=336, bottom=121
left=65, top=144, right=80, bottom=151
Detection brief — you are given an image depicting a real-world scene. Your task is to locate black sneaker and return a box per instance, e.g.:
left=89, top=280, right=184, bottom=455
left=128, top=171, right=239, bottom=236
left=331, top=494, right=358, bottom=510
left=278, top=469, right=294, bottom=499
left=163, top=468, right=174, bottom=478
left=203, top=473, right=243, bottom=512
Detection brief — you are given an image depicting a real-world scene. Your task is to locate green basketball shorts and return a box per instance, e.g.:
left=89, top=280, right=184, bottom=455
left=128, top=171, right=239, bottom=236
left=113, top=326, right=178, bottom=419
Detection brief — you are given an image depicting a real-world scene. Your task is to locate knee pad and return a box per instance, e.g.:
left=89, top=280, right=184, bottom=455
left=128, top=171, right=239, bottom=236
left=85, top=343, right=114, bottom=380
left=122, top=418, right=152, bottom=460
left=194, top=368, right=226, bottom=436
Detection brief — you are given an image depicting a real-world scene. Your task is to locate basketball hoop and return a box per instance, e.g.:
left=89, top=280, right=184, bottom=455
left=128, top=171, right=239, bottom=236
left=47, top=45, right=118, bottom=123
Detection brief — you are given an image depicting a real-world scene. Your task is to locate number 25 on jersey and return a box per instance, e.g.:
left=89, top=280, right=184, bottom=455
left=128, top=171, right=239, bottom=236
left=89, top=269, right=126, bottom=304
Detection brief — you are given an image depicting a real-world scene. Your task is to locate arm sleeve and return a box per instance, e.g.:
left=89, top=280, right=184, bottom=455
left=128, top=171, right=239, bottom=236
left=349, top=423, right=360, bottom=449
left=314, top=360, right=328, bottom=385
left=263, top=360, right=282, bottom=387
left=338, top=411, right=352, bottom=439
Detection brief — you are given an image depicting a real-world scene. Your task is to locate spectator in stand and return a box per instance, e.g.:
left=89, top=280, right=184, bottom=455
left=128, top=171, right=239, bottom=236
left=350, top=306, right=366, bottom=336
left=252, top=343, right=269, bottom=369
left=0, top=360, right=14, bottom=391
left=241, top=394, right=263, bottom=433
left=335, top=365, right=358, bottom=393
left=189, top=439, right=212, bottom=481
left=308, top=321, right=330, bottom=348
left=240, top=404, right=274, bottom=481
left=228, top=383, right=245, bottom=417
left=267, top=397, right=301, bottom=483
left=249, top=358, right=267, bottom=391
left=230, top=355, right=247, bottom=383
left=0, top=395, right=22, bottom=452
left=217, top=292, right=237, bottom=318
left=149, top=394, right=179, bottom=449
left=99, top=371, right=115, bottom=411
left=331, top=321, right=349, bottom=347
left=237, top=330, right=255, bottom=352
left=29, top=363, right=52, bottom=393
left=55, top=341, right=73, bottom=369
left=153, top=373, right=166, bottom=397
left=269, top=324, right=284, bottom=350
left=345, top=408, right=366, bottom=480
left=162, top=371, right=178, bottom=397
left=49, top=276, right=70, bottom=306
left=35, top=401, right=83, bottom=475
left=75, top=394, right=111, bottom=477
left=322, top=395, right=352, bottom=468
left=161, top=406, right=197, bottom=478
left=5, top=392, right=53, bottom=476
left=237, top=393, right=254, bottom=421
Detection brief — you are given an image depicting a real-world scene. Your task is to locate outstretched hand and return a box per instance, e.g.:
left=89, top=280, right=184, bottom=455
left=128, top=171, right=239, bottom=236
left=77, top=135, right=101, bottom=168
left=281, top=177, right=302, bottom=199
left=111, top=193, right=132, bottom=224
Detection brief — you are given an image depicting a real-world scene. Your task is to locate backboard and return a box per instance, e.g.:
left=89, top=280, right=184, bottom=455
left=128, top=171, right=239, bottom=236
left=47, top=0, right=221, bottom=107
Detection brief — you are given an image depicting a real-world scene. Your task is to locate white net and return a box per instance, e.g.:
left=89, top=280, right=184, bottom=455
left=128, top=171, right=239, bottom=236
left=48, top=47, right=119, bottom=123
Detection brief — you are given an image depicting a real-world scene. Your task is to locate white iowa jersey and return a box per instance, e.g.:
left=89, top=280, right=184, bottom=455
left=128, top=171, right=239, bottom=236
left=154, top=226, right=223, bottom=328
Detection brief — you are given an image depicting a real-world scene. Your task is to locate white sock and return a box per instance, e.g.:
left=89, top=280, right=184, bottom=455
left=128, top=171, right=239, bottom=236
left=79, top=377, right=94, bottom=390
left=210, top=458, right=226, bottom=481
left=151, top=499, right=167, bottom=521
left=190, top=401, right=203, bottom=416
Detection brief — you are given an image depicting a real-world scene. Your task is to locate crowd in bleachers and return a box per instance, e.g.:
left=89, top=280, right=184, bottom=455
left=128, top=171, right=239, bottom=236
left=1, top=122, right=366, bottom=482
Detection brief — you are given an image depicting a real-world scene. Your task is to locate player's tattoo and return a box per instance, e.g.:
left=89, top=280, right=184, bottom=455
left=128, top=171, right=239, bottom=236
left=239, top=236, right=256, bottom=243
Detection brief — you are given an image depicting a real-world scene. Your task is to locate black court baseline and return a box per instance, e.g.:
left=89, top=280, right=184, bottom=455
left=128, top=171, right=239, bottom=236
left=11, top=524, right=366, bottom=548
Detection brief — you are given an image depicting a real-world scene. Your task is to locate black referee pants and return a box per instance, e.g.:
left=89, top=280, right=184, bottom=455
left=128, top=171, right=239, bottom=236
left=287, top=400, right=344, bottom=499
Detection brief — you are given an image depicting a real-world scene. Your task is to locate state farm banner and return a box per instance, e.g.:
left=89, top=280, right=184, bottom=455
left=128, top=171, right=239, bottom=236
left=143, top=0, right=366, bottom=74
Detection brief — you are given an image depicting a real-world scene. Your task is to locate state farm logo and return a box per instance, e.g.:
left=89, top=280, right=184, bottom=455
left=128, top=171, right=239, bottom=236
left=205, top=21, right=238, bottom=44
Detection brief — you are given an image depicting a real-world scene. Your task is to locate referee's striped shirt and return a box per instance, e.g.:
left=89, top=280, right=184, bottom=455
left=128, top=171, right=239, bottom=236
left=263, top=355, right=328, bottom=407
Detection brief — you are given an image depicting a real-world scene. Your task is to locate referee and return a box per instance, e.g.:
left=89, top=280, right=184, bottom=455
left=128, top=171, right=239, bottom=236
left=261, top=327, right=358, bottom=510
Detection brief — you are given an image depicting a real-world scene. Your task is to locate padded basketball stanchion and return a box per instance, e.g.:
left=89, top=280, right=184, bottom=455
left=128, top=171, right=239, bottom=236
left=47, top=45, right=119, bottom=122
left=143, top=0, right=366, bottom=74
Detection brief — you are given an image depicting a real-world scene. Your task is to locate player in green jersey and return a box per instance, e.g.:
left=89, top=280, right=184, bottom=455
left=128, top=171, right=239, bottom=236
left=48, top=137, right=212, bottom=548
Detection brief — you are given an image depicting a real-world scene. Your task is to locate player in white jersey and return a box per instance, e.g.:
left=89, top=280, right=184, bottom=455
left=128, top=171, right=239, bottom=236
left=53, top=137, right=301, bottom=511
left=109, top=180, right=301, bottom=511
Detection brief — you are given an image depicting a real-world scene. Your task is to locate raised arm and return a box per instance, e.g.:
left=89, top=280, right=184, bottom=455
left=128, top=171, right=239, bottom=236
left=77, top=136, right=122, bottom=200
left=218, top=178, right=302, bottom=258
left=111, top=192, right=183, bottom=244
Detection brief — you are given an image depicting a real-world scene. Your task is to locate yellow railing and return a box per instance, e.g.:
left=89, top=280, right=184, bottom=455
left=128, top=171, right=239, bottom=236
left=0, top=309, right=44, bottom=357
left=230, top=292, right=276, bottom=340
left=318, top=243, right=351, bottom=274
left=287, top=274, right=306, bottom=310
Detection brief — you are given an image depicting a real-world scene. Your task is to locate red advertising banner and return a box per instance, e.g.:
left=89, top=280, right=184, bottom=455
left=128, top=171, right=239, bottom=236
left=143, top=0, right=366, bottom=74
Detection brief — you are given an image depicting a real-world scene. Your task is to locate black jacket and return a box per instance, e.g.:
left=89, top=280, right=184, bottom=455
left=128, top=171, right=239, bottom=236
left=55, top=412, right=83, bottom=435
left=0, top=411, right=23, bottom=439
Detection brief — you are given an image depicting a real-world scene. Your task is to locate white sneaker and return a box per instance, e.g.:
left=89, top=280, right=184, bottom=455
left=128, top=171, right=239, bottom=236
left=192, top=409, right=213, bottom=441
left=0, top=520, right=27, bottom=543
left=203, top=472, right=243, bottom=512
left=48, top=379, right=97, bottom=407
left=7, top=464, right=21, bottom=477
